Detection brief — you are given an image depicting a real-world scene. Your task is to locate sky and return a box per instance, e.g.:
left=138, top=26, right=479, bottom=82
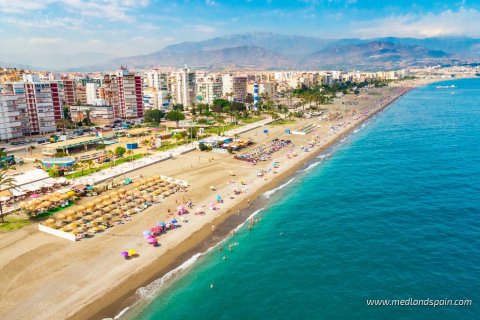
left=1, top=0, right=480, bottom=67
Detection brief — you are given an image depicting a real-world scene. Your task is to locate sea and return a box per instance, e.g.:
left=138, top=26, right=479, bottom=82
left=120, top=78, right=480, bottom=320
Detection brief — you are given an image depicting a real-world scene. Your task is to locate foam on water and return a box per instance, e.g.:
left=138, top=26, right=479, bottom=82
left=262, top=178, right=295, bottom=198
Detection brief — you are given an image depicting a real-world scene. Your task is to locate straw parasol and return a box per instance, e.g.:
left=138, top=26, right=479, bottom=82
left=77, top=205, right=86, bottom=212
left=73, top=227, right=86, bottom=234
left=86, top=202, right=96, bottom=209
left=65, top=210, right=75, bottom=217
left=95, top=217, right=105, bottom=223
left=83, top=214, right=93, bottom=221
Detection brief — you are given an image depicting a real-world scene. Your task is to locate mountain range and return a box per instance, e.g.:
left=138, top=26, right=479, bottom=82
left=3, top=32, right=480, bottom=71
left=81, top=33, right=480, bottom=71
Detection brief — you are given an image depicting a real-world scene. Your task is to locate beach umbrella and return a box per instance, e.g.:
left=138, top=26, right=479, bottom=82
left=67, top=190, right=76, bottom=197
left=30, top=193, right=41, bottom=198
left=57, top=213, right=66, bottom=220
left=209, top=202, right=216, bottom=209
left=65, top=210, right=75, bottom=217
left=127, top=249, right=136, bottom=256
left=77, top=205, right=86, bottom=212
left=120, top=251, right=129, bottom=258
left=147, top=238, right=157, bottom=244
left=95, top=217, right=105, bottom=223
left=45, top=218, right=55, bottom=225
left=157, top=222, right=166, bottom=227
left=143, top=230, right=151, bottom=236
left=171, top=219, right=177, bottom=224
left=83, top=214, right=93, bottom=221
left=73, top=227, right=86, bottom=234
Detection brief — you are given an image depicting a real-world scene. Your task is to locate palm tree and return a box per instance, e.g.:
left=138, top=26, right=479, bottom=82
left=126, top=150, right=134, bottom=162
left=0, top=168, right=17, bottom=223
left=107, top=150, right=115, bottom=168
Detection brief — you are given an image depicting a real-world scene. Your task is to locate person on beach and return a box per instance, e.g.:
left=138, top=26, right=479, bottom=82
left=212, top=224, right=216, bottom=231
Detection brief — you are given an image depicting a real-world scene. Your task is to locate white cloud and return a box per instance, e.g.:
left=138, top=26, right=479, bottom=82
left=0, top=0, right=51, bottom=13
left=28, top=37, right=65, bottom=45
left=351, top=9, right=480, bottom=38
left=0, top=0, right=150, bottom=22
left=194, top=24, right=216, bottom=33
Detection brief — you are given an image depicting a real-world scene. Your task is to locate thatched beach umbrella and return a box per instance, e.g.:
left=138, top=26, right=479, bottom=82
left=65, top=210, right=75, bottom=217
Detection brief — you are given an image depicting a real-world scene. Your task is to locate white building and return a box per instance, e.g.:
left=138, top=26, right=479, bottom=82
left=0, top=95, right=23, bottom=140
left=173, top=66, right=196, bottom=108
left=85, top=83, right=99, bottom=105
left=196, top=74, right=222, bottom=104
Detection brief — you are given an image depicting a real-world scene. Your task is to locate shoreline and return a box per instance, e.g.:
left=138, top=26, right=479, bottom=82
left=76, top=84, right=420, bottom=320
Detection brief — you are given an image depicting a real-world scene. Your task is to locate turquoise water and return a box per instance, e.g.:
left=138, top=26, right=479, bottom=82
left=130, top=78, right=480, bottom=320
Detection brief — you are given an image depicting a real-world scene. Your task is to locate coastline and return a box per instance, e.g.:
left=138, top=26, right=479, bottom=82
left=0, top=77, right=463, bottom=320
left=75, top=83, right=421, bottom=320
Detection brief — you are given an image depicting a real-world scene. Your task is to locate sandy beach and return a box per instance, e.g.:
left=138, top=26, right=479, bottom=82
left=0, top=78, right=447, bottom=320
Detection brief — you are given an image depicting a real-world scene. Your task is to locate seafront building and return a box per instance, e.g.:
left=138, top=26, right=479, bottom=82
left=0, top=75, right=63, bottom=138
left=102, top=68, right=144, bottom=119
left=173, top=66, right=196, bottom=108
left=0, top=65, right=424, bottom=141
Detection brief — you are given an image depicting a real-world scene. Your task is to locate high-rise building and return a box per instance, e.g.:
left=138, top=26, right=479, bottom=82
left=103, top=68, right=144, bottom=119
left=144, top=69, right=171, bottom=110
left=221, top=74, right=247, bottom=102
left=85, top=83, right=99, bottom=105
left=173, top=66, right=195, bottom=108
left=0, top=95, right=23, bottom=140
left=62, top=79, right=76, bottom=106
left=0, top=79, right=63, bottom=136
left=196, top=74, right=222, bottom=104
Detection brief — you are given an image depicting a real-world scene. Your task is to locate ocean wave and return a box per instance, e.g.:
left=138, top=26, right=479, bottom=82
left=299, top=161, right=321, bottom=173
left=136, top=252, right=203, bottom=299
left=263, top=178, right=295, bottom=198
left=111, top=252, right=204, bottom=319
left=317, top=152, right=331, bottom=160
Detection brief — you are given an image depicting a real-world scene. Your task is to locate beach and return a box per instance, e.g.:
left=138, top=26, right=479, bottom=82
left=0, top=78, right=446, bottom=320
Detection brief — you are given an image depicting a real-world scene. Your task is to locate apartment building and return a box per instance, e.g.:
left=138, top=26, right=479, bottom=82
left=103, top=68, right=144, bottom=119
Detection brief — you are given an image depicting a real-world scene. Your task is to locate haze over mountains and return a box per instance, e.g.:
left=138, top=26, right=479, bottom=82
left=5, top=32, right=480, bottom=71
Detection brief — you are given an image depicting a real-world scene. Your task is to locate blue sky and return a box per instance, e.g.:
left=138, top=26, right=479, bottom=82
left=1, top=0, right=480, bottom=66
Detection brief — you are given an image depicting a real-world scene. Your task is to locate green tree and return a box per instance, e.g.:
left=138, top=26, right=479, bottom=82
left=115, top=146, right=126, bottom=158
left=173, top=104, right=184, bottom=111
left=126, top=149, right=134, bottom=162
left=144, top=109, right=165, bottom=125
left=0, top=168, right=17, bottom=223
left=63, top=106, right=71, bottom=120
left=165, top=110, right=185, bottom=128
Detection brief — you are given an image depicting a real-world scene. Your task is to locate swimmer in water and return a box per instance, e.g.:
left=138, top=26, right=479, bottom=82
left=223, top=256, right=227, bottom=260
left=210, top=284, right=214, bottom=289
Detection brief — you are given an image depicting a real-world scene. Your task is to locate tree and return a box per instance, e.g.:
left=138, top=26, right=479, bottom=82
left=83, top=109, right=92, bottom=126
left=144, top=109, right=165, bottom=125
left=115, top=146, right=126, bottom=158
left=107, top=149, right=115, bottom=168
left=63, top=106, right=71, bottom=120
left=56, top=119, right=69, bottom=134
left=126, top=149, right=134, bottom=162
left=173, top=104, right=184, bottom=111
left=0, top=168, right=17, bottom=223
left=165, top=110, right=185, bottom=128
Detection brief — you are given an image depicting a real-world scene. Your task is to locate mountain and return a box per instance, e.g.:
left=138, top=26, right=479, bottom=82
left=85, top=46, right=293, bottom=70
left=163, top=32, right=334, bottom=60
left=10, top=32, right=473, bottom=71
left=300, top=41, right=454, bottom=70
